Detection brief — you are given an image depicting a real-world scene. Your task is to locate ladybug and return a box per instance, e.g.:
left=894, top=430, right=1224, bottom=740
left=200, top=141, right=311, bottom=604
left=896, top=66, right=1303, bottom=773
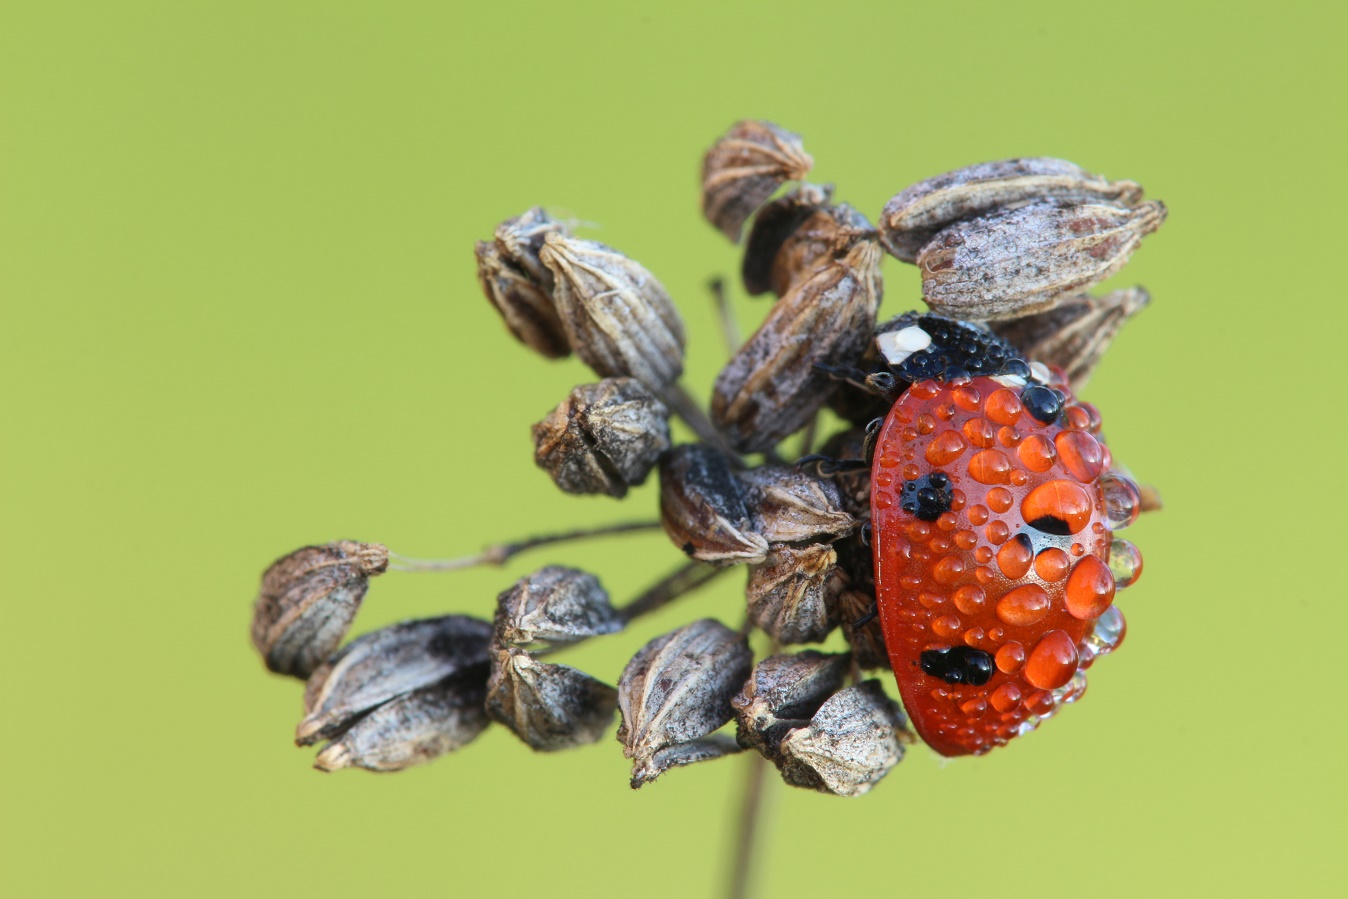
left=861, top=314, right=1143, bottom=756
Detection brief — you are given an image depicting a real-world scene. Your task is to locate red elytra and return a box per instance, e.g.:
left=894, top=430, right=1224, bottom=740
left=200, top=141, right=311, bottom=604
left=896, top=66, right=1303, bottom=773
left=870, top=374, right=1118, bottom=756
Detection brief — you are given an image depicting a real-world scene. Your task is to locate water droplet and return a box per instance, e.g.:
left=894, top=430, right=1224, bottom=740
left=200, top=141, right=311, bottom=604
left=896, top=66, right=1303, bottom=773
left=936, top=403, right=956, bottom=420
left=953, top=584, right=987, bottom=615
left=967, top=504, right=991, bottom=525
left=969, top=449, right=1012, bottom=485
left=960, top=697, right=988, bottom=715
left=987, top=487, right=1014, bottom=513
left=962, top=417, right=997, bottom=449
left=1055, top=430, right=1106, bottom=482
left=997, top=426, right=1022, bottom=448
left=1065, top=555, right=1116, bottom=619
left=1109, top=538, right=1144, bottom=588
left=986, top=520, right=1011, bottom=544
left=1087, top=606, right=1127, bottom=656
left=1026, top=689, right=1057, bottom=716
left=1101, top=472, right=1142, bottom=529
left=879, top=453, right=901, bottom=468
left=876, top=471, right=894, bottom=487
left=964, top=627, right=985, bottom=646
left=904, top=521, right=931, bottom=540
left=1016, top=717, right=1040, bottom=737
left=931, top=534, right=953, bottom=553
left=933, top=555, right=966, bottom=585
left=997, top=583, right=1051, bottom=626
left=990, top=682, right=1023, bottom=712
left=953, top=386, right=981, bottom=411
left=919, top=591, right=945, bottom=609
left=1021, top=480, right=1094, bottom=534
left=910, top=380, right=941, bottom=400
left=916, top=414, right=936, bottom=435
left=997, top=534, right=1034, bottom=578
left=985, top=388, right=1023, bottom=426
left=1018, top=434, right=1056, bottom=472
left=933, top=614, right=962, bottom=637
left=1054, top=670, right=1088, bottom=705
left=875, top=493, right=893, bottom=510
left=937, top=512, right=959, bottom=531
left=1024, top=630, right=1078, bottom=689
left=955, top=529, right=978, bottom=550
left=1010, top=469, right=1030, bottom=487
left=926, top=430, right=968, bottom=465
left=1034, top=547, right=1071, bottom=582
left=902, top=463, right=921, bottom=481
left=1064, top=405, right=1093, bottom=430
left=951, top=488, right=967, bottom=511
left=995, top=642, right=1026, bottom=673
left=975, top=545, right=993, bottom=564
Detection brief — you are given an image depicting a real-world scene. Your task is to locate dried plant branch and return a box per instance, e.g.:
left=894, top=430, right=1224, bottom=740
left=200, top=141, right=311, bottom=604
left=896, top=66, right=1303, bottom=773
left=388, top=521, right=663, bottom=572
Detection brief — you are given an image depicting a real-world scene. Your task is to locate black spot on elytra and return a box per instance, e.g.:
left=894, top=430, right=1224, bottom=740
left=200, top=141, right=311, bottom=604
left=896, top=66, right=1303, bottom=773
left=919, top=647, right=995, bottom=686
left=899, top=471, right=952, bottom=521
left=1022, top=385, right=1064, bottom=424
left=1027, top=515, right=1073, bottom=536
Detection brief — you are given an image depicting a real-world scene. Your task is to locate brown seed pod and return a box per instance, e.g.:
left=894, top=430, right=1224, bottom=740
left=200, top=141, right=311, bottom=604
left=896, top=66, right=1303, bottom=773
left=532, top=378, right=671, bottom=498
left=740, top=183, right=845, bottom=297
left=830, top=534, right=888, bottom=671
left=296, top=615, right=493, bottom=746
left=494, top=566, right=623, bottom=649
left=712, top=239, right=884, bottom=453
left=486, top=647, right=618, bottom=751
left=251, top=541, right=390, bottom=679
left=617, top=618, right=752, bottom=787
left=733, top=651, right=851, bottom=757
left=918, top=199, right=1167, bottom=321
left=539, top=233, right=686, bottom=392
left=739, top=465, right=855, bottom=544
left=991, top=286, right=1151, bottom=390
left=314, top=676, right=491, bottom=773
left=475, top=208, right=572, bottom=359
left=659, top=444, right=769, bottom=565
left=776, top=680, right=908, bottom=797
left=702, top=120, right=813, bottom=242
left=880, top=157, right=1144, bottom=263
left=745, top=544, right=844, bottom=645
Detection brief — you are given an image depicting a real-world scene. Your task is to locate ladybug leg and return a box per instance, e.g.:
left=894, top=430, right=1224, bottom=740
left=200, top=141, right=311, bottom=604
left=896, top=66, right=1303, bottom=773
left=796, top=454, right=869, bottom=476
left=851, top=603, right=879, bottom=628
left=858, top=521, right=872, bottom=546
left=862, top=416, right=885, bottom=464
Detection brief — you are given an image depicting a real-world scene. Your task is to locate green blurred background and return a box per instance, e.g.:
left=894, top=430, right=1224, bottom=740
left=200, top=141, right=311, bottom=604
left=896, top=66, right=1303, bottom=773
left=2, top=1, right=1343, bottom=896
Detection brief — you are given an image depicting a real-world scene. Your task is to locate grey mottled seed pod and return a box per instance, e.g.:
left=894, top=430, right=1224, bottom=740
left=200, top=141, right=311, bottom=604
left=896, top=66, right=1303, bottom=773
left=991, top=286, right=1151, bottom=390
left=712, top=239, right=883, bottom=453
left=739, top=465, right=855, bottom=544
left=732, top=651, right=850, bottom=756
left=880, top=157, right=1143, bottom=263
left=296, top=615, right=493, bottom=746
left=745, top=544, right=843, bottom=644
left=251, top=541, right=389, bottom=679
left=918, top=198, right=1167, bottom=321
left=475, top=208, right=572, bottom=358
left=743, top=189, right=873, bottom=299
left=539, top=234, right=686, bottom=392
left=776, top=680, right=908, bottom=797
left=532, top=378, right=671, bottom=498
left=494, top=566, right=623, bottom=649
left=659, top=444, right=769, bottom=565
left=702, top=120, right=813, bottom=242
left=486, top=647, right=618, bottom=751
left=314, top=677, right=490, bottom=773
left=617, top=618, right=752, bottom=787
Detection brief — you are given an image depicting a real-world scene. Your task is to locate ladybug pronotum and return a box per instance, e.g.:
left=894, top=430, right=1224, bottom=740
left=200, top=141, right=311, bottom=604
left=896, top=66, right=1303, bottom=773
left=867, top=314, right=1142, bottom=756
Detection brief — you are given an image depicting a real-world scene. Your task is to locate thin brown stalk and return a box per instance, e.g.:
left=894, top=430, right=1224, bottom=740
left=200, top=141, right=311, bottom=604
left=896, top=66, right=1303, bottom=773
left=387, top=521, right=662, bottom=572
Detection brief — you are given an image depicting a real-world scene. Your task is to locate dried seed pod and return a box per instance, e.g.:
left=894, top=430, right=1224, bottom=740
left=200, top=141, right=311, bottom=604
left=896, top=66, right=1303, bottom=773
left=746, top=544, right=843, bottom=644
left=297, top=615, right=493, bottom=745
left=475, top=240, right=571, bottom=359
left=991, top=287, right=1151, bottom=390
left=712, top=239, right=884, bottom=453
left=532, top=378, right=671, bottom=498
left=831, top=536, right=888, bottom=670
left=702, top=120, right=813, bottom=242
left=495, top=206, right=568, bottom=287
left=740, top=183, right=834, bottom=296
left=776, top=680, right=907, bottom=797
left=495, top=565, right=622, bottom=649
left=739, top=465, right=855, bottom=544
left=539, top=234, right=686, bottom=392
left=314, top=676, right=490, bottom=773
left=486, top=647, right=618, bottom=751
left=733, top=651, right=850, bottom=755
left=659, top=444, right=768, bottom=565
left=617, top=618, right=753, bottom=787
left=918, top=199, right=1167, bottom=322
left=251, top=541, right=390, bottom=679
left=880, top=158, right=1144, bottom=263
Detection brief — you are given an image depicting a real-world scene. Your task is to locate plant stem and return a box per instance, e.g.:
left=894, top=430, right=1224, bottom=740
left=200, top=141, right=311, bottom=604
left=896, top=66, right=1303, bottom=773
left=618, top=560, right=728, bottom=623
left=726, top=750, right=771, bottom=899
left=387, top=520, right=662, bottom=572
left=708, top=276, right=741, bottom=358
left=659, top=381, right=743, bottom=465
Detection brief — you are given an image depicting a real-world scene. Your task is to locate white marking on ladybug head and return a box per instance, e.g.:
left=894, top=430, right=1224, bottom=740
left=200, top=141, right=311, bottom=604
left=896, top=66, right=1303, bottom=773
left=991, top=373, right=1028, bottom=388
left=1029, top=361, right=1052, bottom=384
left=877, top=326, right=931, bottom=366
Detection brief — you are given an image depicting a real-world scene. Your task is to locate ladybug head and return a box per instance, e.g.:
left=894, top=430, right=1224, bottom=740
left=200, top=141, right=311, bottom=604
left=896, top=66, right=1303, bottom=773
left=874, top=312, right=1032, bottom=385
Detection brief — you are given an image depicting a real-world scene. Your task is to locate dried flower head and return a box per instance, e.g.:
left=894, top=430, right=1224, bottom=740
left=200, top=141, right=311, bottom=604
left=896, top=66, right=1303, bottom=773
left=475, top=208, right=573, bottom=358
left=775, top=681, right=908, bottom=797
left=532, top=378, right=671, bottom=498
left=745, top=543, right=843, bottom=644
left=702, top=120, right=813, bottom=242
left=991, top=286, right=1151, bottom=390
left=539, top=233, right=686, bottom=392
left=659, top=444, right=769, bottom=565
left=251, top=541, right=389, bottom=679
left=486, top=647, right=618, bottom=751
left=494, top=566, right=623, bottom=648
